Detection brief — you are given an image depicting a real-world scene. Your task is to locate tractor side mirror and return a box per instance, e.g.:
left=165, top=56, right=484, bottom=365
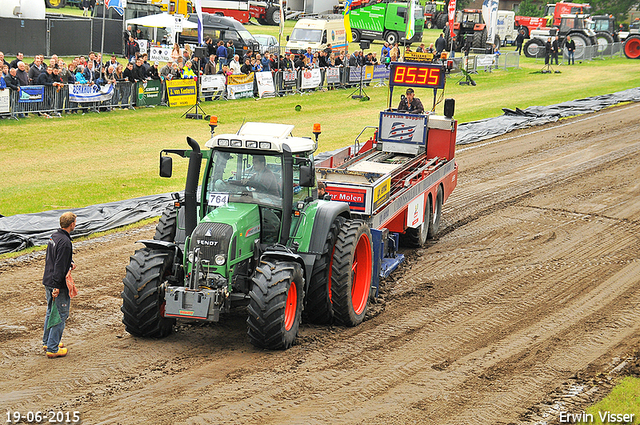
left=299, top=164, right=315, bottom=187
left=160, top=155, right=173, bottom=178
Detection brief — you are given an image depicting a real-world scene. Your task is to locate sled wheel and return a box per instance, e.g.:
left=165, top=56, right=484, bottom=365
left=428, top=185, right=443, bottom=239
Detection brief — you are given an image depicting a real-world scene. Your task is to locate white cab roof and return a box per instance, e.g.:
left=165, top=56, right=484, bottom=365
left=205, top=122, right=316, bottom=154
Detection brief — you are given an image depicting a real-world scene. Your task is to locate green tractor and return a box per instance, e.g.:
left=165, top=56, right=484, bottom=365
left=121, top=122, right=375, bottom=349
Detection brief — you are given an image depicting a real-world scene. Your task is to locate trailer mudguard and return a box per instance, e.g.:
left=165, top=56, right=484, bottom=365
left=307, top=201, right=351, bottom=254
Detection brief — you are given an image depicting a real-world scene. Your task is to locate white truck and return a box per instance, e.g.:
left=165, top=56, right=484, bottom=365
left=285, top=17, right=347, bottom=55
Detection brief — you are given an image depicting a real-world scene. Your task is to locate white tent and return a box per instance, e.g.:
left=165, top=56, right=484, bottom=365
left=127, top=12, right=197, bottom=44
left=126, top=12, right=197, bottom=29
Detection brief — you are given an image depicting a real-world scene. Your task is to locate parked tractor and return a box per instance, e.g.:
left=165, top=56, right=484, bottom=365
left=444, top=9, right=499, bottom=52
left=523, top=14, right=596, bottom=60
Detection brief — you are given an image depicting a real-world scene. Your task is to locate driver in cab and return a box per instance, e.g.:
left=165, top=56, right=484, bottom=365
left=242, top=155, right=279, bottom=195
left=397, top=88, right=425, bottom=114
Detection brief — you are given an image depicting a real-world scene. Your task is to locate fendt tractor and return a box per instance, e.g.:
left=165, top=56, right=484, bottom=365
left=121, top=62, right=458, bottom=350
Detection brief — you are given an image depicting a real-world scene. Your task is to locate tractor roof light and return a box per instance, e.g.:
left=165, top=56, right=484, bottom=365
left=313, top=123, right=321, bottom=143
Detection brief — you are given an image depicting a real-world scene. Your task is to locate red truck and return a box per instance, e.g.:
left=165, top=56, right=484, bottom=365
left=515, top=1, right=591, bottom=37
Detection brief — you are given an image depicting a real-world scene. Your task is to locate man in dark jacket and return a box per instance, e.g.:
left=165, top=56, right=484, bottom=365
left=565, top=35, right=576, bottom=65
left=42, top=212, right=77, bottom=358
left=435, top=33, right=446, bottom=56
left=5, top=67, right=20, bottom=91
left=551, top=35, right=560, bottom=65
left=515, top=30, right=525, bottom=55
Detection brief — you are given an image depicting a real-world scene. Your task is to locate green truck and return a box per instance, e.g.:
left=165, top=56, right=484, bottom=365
left=349, top=1, right=425, bottom=45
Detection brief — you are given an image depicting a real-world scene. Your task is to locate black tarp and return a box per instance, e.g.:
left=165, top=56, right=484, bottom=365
left=1, top=87, right=639, bottom=255
left=456, top=87, right=640, bottom=145
left=0, top=194, right=172, bottom=255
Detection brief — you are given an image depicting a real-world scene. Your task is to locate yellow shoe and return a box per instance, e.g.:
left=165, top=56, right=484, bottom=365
left=42, top=342, right=64, bottom=351
left=46, top=347, right=68, bottom=358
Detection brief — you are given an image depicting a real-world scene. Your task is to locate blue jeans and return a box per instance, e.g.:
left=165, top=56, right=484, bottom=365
left=568, top=51, right=575, bottom=65
left=218, top=58, right=227, bottom=72
left=42, top=286, right=70, bottom=353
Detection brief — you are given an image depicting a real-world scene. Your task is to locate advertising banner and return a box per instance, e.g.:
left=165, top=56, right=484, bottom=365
left=255, top=71, right=276, bottom=98
left=166, top=79, right=197, bottom=107
left=372, top=64, right=390, bottom=80
left=300, top=68, right=322, bottom=89
left=200, top=74, right=226, bottom=93
left=325, top=67, right=341, bottom=84
left=227, top=73, right=254, bottom=99
left=282, top=69, right=297, bottom=90
left=136, top=80, right=162, bottom=106
left=136, top=39, right=148, bottom=55
left=378, top=112, right=427, bottom=144
left=69, top=84, right=115, bottom=103
left=18, top=86, right=44, bottom=103
left=0, top=90, right=10, bottom=113
left=149, top=46, right=173, bottom=63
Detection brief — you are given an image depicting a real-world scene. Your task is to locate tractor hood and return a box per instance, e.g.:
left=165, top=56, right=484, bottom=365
left=189, top=203, right=261, bottom=266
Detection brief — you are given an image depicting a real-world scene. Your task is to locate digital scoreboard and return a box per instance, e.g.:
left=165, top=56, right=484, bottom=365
left=389, top=63, right=445, bottom=90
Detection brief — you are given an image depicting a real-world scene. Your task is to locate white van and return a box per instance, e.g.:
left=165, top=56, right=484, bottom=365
left=496, top=11, right=519, bottom=46
left=285, top=17, right=348, bottom=55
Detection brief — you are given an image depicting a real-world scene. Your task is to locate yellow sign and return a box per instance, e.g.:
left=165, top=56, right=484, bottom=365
left=166, top=79, right=197, bottom=107
left=373, top=177, right=391, bottom=210
left=404, top=51, right=435, bottom=63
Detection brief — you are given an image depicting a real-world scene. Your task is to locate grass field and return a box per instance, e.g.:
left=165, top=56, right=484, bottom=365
left=3, top=12, right=640, bottom=217
left=579, top=377, right=640, bottom=424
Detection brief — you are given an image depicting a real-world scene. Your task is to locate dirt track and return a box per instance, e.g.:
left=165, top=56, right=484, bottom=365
left=2, top=103, right=640, bottom=425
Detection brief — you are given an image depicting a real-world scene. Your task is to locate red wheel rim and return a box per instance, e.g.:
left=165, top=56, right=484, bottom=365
left=626, top=38, right=640, bottom=59
left=284, top=282, right=297, bottom=331
left=351, top=233, right=372, bottom=315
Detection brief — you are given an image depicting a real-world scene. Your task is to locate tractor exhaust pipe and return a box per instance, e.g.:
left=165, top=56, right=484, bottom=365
left=184, top=137, right=202, bottom=239
left=280, top=144, right=293, bottom=246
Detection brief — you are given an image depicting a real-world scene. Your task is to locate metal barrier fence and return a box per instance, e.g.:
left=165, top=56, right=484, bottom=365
left=2, top=59, right=522, bottom=119
left=531, top=41, right=625, bottom=63
left=1, top=82, right=136, bottom=119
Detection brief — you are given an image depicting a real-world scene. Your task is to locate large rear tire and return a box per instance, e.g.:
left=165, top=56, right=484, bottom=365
left=427, top=185, right=443, bottom=239
left=472, top=27, right=488, bottom=49
left=154, top=205, right=177, bottom=242
left=331, top=220, right=373, bottom=327
left=624, top=35, right=640, bottom=59
left=45, top=0, right=66, bottom=8
left=303, top=217, right=344, bottom=324
left=247, top=261, right=304, bottom=349
left=436, top=12, right=447, bottom=29
left=266, top=6, right=280, bottom=25
left=523, top=38, right=544, bottom=58
left=121, top=248, right=175, bottom=338
left=400, top=194, right=432, bottom=248
left=570, top=33, right=590, bottom=61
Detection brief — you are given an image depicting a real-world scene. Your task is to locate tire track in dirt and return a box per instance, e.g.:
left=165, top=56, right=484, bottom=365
left=1, top=104, right=640, bottom=425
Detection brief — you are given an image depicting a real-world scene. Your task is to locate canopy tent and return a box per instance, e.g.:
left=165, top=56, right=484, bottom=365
left=126, top=12, right=197, bottom=44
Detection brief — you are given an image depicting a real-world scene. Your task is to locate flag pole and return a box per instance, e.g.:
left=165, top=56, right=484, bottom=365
left=101, top=0, right=106, bottom=80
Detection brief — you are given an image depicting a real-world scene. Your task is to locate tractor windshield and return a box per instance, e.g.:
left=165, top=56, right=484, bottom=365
left=206, top=150, right=283, bottom=210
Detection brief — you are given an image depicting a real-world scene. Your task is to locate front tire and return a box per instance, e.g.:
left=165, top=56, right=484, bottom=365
left=351, top=29, right=361, bottom=43
left=247, top=261, right=304, bottom=349
left=303, top=217, right=344, bottom=324
left=595, top=31, right=614, bottom=55
left=523, top=38, right=544, bottom=58
left=121, top=248, right=175, bottom=338
left=385, top=30, right=398, bottom=46
left=331, top=220, right=373, bottom=327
